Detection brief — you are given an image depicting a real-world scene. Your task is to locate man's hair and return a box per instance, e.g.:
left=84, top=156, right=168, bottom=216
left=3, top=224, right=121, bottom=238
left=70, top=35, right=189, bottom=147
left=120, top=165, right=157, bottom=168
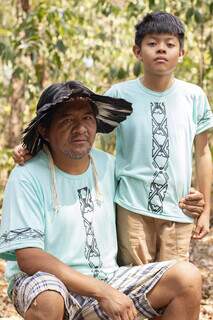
left=135, top=12, right=185, bottom=49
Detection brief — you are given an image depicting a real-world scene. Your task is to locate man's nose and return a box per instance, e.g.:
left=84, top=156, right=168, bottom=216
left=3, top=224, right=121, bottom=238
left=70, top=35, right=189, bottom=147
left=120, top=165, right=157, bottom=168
left=72, top=122, right=87, bottom=134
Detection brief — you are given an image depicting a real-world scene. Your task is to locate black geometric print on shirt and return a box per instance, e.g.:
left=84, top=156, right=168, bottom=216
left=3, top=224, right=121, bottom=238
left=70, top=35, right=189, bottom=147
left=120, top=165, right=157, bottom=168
left=148, top=102, right=169, bottom=214
left=0, top=227, right=44, bottom=247
left=78, top=187, right=107, bottom=280
left=197, top=109, right=212, bottom=126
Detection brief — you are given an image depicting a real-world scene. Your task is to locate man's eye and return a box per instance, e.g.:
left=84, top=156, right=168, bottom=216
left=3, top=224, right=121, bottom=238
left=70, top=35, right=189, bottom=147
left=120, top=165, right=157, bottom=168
left=62, top=119, right=72, bottom=125
left=85, top=116, right=94, bottom=121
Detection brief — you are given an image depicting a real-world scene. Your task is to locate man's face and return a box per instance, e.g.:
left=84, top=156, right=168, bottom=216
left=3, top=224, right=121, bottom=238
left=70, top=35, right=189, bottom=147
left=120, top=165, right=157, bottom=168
left=133, top=33, right=184, bottom=76
left=42, top=98, right=97, bottom=161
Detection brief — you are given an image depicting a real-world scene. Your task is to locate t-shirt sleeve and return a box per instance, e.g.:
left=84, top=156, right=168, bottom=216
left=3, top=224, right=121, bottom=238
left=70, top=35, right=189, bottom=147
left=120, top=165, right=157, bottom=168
left=104, top=85, right=119, bottom=98
left=195, top=89, right=213, bottom=135
left=0, top=168, right=45, bottom=261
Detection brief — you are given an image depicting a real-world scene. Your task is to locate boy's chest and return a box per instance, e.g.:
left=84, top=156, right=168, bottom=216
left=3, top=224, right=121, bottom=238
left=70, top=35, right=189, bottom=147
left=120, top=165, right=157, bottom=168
left=126, top=94, right=194, bottom=132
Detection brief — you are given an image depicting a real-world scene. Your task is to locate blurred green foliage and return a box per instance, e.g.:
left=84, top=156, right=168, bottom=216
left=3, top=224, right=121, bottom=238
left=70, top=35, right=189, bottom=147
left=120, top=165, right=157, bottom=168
left=0, top=0, right=212, bottom=209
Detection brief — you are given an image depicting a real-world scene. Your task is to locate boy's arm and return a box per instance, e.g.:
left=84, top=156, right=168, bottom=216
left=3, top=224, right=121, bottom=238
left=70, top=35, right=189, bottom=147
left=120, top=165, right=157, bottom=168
left=194, top=131, right=212, bottom=239
left=179, top=188, right=204, bottom=218
left=16, top=248, right=137, bottom=320
left=13, top=144, right=32, bottom=165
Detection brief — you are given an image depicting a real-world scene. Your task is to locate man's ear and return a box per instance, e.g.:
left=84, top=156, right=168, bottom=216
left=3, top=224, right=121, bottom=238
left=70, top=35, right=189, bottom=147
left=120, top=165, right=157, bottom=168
left=37, top=125, right=49, bottom=142
left=133, top=45, right=143, bottom=61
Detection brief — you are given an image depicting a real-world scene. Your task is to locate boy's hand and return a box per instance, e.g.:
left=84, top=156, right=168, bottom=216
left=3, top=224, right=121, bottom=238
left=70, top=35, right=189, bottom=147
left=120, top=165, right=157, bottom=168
left=98, top=285, right=138, bottom=320
left=179, top=187, right=205, bottom=218
left=13, top=144, right=32, bottom=165
left=192, top=212, right=210, bottom=239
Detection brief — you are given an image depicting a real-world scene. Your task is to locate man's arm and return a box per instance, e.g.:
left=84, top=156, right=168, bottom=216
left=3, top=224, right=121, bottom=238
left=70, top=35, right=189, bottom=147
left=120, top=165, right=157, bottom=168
left=16, top=248, right=137, bottom=320
left=193, top=131, right=212, bottom=239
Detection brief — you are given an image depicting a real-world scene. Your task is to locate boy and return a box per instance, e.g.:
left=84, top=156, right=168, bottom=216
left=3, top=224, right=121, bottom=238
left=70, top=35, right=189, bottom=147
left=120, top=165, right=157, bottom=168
left=105, top=12, right=213, bottom=265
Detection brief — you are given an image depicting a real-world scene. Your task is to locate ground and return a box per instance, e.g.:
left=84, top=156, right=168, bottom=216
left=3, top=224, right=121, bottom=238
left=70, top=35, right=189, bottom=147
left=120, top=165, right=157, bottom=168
left=0, top=229, right=212, bottom=319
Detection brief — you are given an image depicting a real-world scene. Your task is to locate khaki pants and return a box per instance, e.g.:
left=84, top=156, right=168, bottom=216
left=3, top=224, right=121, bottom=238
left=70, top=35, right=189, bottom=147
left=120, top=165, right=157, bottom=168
left=117, top=205, right=194, bottom=266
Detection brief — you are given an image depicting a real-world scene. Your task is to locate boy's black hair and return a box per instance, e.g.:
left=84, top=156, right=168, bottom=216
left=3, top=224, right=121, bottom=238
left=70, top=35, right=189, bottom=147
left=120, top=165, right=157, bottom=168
left=135, top=12, right=185, bottom=49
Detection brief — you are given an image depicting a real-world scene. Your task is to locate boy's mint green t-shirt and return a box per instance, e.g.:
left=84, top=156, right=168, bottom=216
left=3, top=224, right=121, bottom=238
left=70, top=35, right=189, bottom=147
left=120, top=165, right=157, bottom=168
left=106, top=78, right=213, bottom=223
left=0, top=149, right=119, bottom=282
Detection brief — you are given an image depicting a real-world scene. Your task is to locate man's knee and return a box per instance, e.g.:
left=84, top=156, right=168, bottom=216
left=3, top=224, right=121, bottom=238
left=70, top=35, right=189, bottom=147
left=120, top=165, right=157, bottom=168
left=25, top=290, right=64, bottom=320
left=147, top=261, right=202, bottom=310
left=169, top=261, right=202, bottom=298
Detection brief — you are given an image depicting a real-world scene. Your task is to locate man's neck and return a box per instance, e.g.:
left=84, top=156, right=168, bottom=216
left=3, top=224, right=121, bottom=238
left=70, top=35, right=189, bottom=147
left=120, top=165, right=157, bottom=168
left=51, top=153, right=90, bottom=175
left=141, top=74, right=174, bottom=92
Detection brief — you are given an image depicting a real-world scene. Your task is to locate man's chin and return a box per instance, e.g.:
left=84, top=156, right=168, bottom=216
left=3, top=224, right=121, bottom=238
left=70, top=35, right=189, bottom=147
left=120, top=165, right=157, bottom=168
left=64, top=147, right=92, bottom=160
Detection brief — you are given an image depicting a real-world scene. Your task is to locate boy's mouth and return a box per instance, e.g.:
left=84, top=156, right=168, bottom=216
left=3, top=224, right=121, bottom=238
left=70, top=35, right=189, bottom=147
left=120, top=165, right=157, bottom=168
left=154, top=57, right=168, bottom=62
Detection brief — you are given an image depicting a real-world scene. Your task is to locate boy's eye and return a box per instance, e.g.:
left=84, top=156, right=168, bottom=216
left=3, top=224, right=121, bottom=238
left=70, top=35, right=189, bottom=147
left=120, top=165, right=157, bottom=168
left=167, top=43, right=175, bottom=48
left=148, top=42, right=156, bottom=47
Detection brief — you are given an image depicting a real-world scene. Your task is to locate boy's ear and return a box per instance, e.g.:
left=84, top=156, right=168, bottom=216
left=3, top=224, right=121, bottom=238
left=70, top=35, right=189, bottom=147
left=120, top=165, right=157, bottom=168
left=178, top=49, right=185, bottom=62
left=133, top=45, right=143, bottom=61
left=37, top=125, right=49, bottom=142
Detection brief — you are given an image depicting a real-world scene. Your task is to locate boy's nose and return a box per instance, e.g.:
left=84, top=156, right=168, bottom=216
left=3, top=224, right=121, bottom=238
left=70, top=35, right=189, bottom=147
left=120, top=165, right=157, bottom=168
left=156, top=43, right=166, bottom=53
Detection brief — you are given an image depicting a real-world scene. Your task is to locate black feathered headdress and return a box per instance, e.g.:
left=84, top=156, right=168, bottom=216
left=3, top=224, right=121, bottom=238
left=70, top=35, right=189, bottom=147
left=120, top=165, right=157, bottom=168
left=23, top=81, right=132, bottom=155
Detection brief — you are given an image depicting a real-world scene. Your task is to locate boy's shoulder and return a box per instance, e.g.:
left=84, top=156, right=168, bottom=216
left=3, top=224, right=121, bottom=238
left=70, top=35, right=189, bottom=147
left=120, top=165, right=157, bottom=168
left=110, top=79, right=138, bottom=91
left=175, top=79, right=205, bottom=96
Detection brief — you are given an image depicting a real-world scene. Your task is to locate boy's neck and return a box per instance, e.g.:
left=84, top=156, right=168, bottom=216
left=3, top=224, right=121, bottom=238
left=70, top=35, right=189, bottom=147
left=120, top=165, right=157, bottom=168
left=140, top=74, right=175, bottom=92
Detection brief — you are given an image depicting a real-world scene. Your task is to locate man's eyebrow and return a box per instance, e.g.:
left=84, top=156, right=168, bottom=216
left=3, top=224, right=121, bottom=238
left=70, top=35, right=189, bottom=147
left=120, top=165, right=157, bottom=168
left=59, top=111, right=95, bottom=118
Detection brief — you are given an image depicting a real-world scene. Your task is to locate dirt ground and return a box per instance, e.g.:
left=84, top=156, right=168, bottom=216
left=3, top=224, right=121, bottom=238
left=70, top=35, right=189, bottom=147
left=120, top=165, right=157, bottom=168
left=0, top=228, right=212, bottom=319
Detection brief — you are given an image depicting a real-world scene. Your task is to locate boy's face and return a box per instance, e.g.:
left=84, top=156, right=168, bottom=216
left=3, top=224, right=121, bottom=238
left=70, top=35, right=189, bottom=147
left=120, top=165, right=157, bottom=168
left=133, top=33, right=184, bottom=77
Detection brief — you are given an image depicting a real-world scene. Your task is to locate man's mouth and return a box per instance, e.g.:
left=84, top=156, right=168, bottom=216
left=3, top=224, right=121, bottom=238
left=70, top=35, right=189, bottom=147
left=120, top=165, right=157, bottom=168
left=71, top=137, right=88, bottom=143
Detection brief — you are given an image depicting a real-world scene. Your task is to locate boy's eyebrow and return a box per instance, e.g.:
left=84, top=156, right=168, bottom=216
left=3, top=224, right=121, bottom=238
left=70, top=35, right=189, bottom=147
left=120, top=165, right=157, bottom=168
left=146, top=34, right=178, bottom=40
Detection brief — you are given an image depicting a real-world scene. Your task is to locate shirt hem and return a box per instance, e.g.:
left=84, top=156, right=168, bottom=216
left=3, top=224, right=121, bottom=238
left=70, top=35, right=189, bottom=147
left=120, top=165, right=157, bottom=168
left=115, top=199, right=194, bottom=223
left=0, top=241, right=44, bottom=260
left=196, top=121, right=213, bottom=135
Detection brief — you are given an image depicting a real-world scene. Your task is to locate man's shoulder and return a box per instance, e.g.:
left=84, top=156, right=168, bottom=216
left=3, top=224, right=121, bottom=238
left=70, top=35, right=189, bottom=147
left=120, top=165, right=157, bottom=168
left=91, top=148, right=115, bottom=163
left=9, top=151, right=48, bottom=181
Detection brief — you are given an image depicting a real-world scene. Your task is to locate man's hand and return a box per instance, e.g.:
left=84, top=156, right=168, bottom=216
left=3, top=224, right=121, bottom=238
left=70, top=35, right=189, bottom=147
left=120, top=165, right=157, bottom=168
left=179, top=187, right=205, bottom=219
left=192, top=212, right=210, bottom=239
left=98, top=285, right=138, bottom=320
left=13, top=144, right=32, bottom=165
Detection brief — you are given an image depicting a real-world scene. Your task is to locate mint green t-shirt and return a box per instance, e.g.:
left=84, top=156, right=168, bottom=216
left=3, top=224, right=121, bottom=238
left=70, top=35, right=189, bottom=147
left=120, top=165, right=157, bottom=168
left=0, top=149, right=119, bottom=282
left=106, top=78, right=213, bottom=223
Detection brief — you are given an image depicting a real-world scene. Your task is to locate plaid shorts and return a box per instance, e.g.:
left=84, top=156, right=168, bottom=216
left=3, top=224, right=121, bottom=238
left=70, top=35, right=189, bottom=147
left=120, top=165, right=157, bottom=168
left=11, top=260, right=176, bottom=319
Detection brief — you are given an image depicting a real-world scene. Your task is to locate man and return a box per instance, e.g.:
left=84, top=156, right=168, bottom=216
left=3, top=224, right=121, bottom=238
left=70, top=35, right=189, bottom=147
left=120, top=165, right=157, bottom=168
left=0, top=81, right=201, bottom=320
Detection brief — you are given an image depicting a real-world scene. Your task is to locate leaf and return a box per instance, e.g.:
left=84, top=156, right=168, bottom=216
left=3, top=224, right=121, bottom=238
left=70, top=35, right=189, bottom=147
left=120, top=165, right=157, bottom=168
left=117, top=67, right=127, bottom=79
left=55, top=39, right=67, bottom=53
left=186, top=7, right=194, bottom=22
left=13, top=66, right=24, bottom=78
left=149, top=0, right=155, bottom=8
left=133, top=61, right=141, bottom=77
left=210, top=2, right=213, bottom=15
left=52, top=52, right=61, bottom=68
left=194, top=10, right=203, bottom=23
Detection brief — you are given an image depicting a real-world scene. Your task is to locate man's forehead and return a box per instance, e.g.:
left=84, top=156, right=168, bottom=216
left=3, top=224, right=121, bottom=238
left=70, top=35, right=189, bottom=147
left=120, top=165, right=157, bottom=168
left=56, top=99, right=95, bottom=116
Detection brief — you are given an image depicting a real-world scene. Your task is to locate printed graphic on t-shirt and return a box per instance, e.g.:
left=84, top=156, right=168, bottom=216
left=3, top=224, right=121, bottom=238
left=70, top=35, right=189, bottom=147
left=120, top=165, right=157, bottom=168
left=78, top=187, right=107, bottom=280
left=0, top=227, right=44, bottom=247
left=148, top=102, right=169, bottom=214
